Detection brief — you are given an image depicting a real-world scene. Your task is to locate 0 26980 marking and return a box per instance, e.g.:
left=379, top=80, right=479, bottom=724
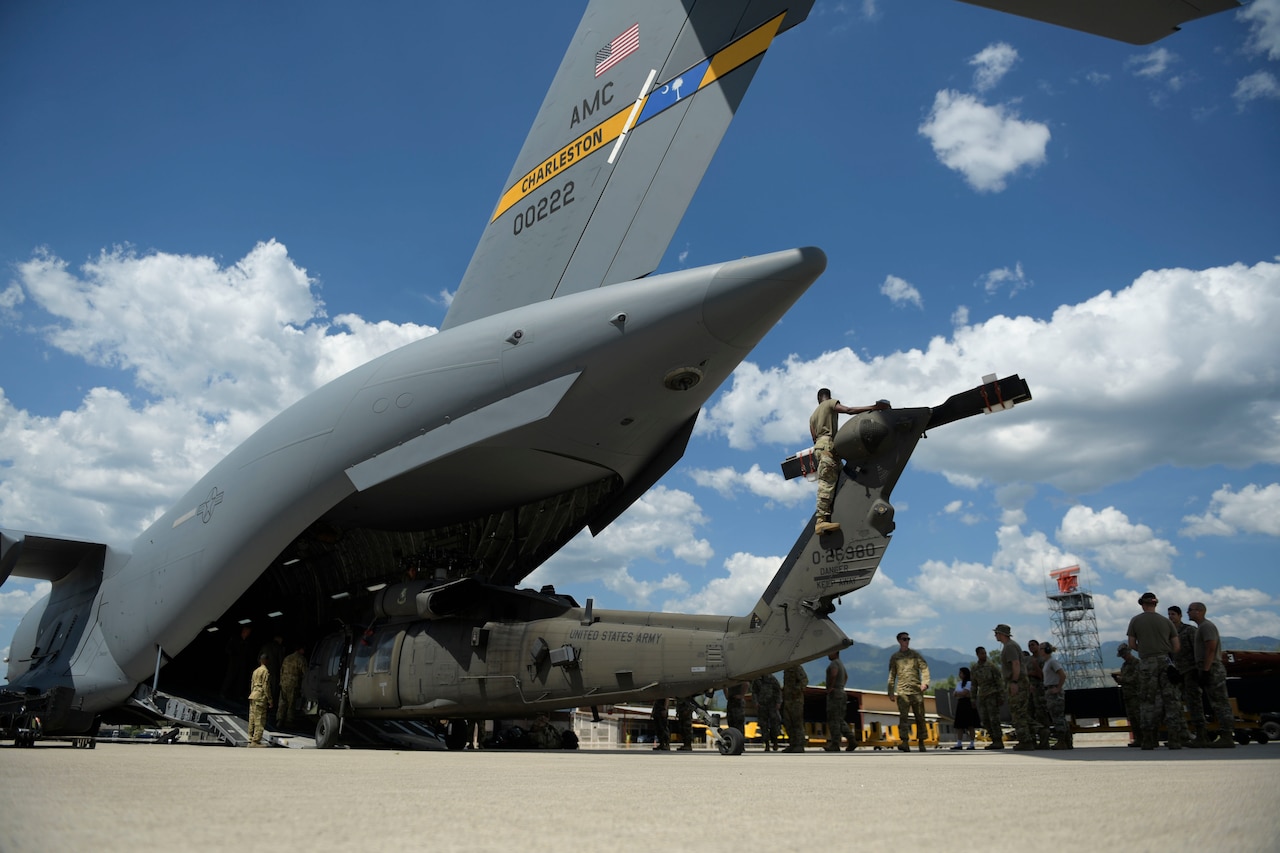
left=512, top=180, right=574, bottom=235
left=811, top=542, right=877, bottom=566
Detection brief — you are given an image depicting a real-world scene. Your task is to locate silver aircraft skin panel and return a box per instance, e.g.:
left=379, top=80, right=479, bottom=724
left=0, top=0, right=1239, bottom=738
left=954, top=0, right=1242, bottom=45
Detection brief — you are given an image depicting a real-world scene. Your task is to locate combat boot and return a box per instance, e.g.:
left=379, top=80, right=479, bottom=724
left=984, top=736, right=1005, bottom=750
left=814, top=520, right=841, bottom=535
left=1209, top=732, right=1236, bottom=748
left=1012, top=740, right=1037, bottom=751
left=1140, top=729, right=1156, bottom=750
left=916, top=739, right=927, bottom=752
left=897, top=742, right=911, bottom=752
left=1036, top=732, right=1052, bottom=750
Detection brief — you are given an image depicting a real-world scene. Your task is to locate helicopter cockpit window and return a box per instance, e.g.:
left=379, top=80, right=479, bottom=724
left=373, top=631, right=395, bottom=673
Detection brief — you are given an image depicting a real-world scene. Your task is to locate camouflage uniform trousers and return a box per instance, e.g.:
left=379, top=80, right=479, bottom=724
left=815, top=437, right=838, bottom=522
left=1175, top=664, right=1205, bottom=731
left=1007, top=682, right=1033, bottom=742
left=976, top=691, right=1003, bottom=740
left=278, top=679, right=300, bottom=727
left=1137, top=656, right=1184, bottom=745
left=1202, top=660, right=1234, bottom=735
left=248, top=698, right=268, bottom=745
left=825, top=691, right=850, bottom=749
left=757, top=705, right=782, bottom=748
left=1044, top=690, right=1067, bottom=739
left=782, top=699, right=806, bottom=748
left=1029, top=680, right=1050, bottom=739
left=896, top=692, right=927, bottom=743
left=725, top=693, right=746, bottom=733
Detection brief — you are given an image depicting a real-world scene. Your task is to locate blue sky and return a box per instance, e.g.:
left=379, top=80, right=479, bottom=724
left=3, top=1, right=1279, bottom=665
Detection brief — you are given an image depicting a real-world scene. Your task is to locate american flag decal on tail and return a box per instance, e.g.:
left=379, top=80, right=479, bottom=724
left=595, top=23, right=639, bottom=77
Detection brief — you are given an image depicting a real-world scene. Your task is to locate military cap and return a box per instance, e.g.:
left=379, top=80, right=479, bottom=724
left=993, top=624, right=1012, bottom=636
left=1139, top=591, right=1158, bottom=605
left=1116, top=643, right=1129, bottom=655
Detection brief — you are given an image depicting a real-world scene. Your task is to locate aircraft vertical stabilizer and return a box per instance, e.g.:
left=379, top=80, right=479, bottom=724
left=443, top=0, right=815, bottom=329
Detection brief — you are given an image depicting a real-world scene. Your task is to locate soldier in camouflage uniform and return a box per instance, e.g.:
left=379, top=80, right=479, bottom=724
left=971, top=646, right=1005, bottom=749
left=277, top=643, right=307, bottom=728
left=1025, top=640, right=1051, bottom=749
left=809, top=389, right=889, bottom=535
left=724, top=681, right=747, bottom=735
left=824, top=651, right=853, bottom=751
left=1125, top=592, right=1184, bottom=750
left=1115, top=643, right=1141, bottom=745
left=887, top=631, right=930, bottom=752
left=529, top=713, right=563, bottom=749
left=1188, top=602, right=1235, bottom=748
left=1168, top=605, right=1206, bottom=745
left=1038, top=643, right=1071, bottom=749
left=994, top=624, right=1035, bottom=750
left=782, top=664, right=808, bottom=752
left=247, top=652, right=272, bottom=746
left=675, top=695, right=696, bottom=750
left=751, top=672, right=783, bottom=751
left=650, top=698, right=670, bottom=750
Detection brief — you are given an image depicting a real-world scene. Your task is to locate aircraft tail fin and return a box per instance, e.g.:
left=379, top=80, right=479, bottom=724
left=442, top=0, right=815, bottom=329
left=727, top=375, right=1032, bottom=677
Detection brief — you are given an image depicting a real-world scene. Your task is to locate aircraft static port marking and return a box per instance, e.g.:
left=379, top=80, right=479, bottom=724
left=490, top=12, right=787, bottom=222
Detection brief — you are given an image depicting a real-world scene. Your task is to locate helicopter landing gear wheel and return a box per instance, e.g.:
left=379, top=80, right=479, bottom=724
left=717, top=727, right=746, bottom=756
left=315, top=712, right=340, bottom=749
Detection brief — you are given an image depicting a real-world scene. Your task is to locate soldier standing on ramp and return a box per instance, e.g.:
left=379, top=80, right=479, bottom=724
left=247, top=652, right=272, bottom=747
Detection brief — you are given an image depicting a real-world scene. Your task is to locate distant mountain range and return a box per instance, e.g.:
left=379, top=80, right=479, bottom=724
left=806, top=636, right=1280, bottom=692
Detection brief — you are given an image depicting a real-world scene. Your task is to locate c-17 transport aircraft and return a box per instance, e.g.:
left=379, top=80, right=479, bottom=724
left=1, top=0, right=1237, bottom=750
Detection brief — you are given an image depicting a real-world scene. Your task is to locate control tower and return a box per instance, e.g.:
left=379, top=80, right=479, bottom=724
left=1047, top=565, right=1108, bottom=689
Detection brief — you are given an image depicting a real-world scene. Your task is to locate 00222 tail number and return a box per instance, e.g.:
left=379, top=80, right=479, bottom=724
left=512, top=181, right=574, bottom=236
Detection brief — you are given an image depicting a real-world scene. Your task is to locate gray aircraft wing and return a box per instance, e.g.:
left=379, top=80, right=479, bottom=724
left=954, top=0, right=1241, bottom=45
left=442, top=0, right=814, bottom=329
left=0, top=529, right=108, bottom=586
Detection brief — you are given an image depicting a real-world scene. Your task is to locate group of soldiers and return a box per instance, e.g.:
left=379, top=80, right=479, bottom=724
left=245, top=639, right=308, bottom=747
left=967, top=625, right=1072, bottom=751
left=1116, top=592, right=1236, bottom=750
left=649, top=660, right=827, bottom=752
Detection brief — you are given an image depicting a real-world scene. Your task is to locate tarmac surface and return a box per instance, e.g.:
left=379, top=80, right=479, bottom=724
left=2, top=736, right=1278, bottom=852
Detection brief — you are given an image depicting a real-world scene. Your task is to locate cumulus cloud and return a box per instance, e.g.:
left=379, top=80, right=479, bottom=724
left=1234, top=70, right=1280, bottom=108
left=880, top=274, right=924, bottom=308
left=918, top=90, right=1050, bottom=192
left=527, top=486, right=713, bottom=603
left=700, top=259, right=1280, bottom=494
left=662, top=552, right=779, bottom=615
left=687, top=464, right=811, bottom=507
left=1240, top=0, right=1280, bottom=61
left=1057, top=505, right=1178, bottom=581
left=970, top=42, right=1018, bottom=92
left=979, top=262, right=1031, bottom=297
left=0, top=243, right=435, bottom=543
left=1181, top=483, right=1280, bottom=537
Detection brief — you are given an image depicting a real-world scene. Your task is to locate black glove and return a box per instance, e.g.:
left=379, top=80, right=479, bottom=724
left=1198, top=669, right=1210, bottom=687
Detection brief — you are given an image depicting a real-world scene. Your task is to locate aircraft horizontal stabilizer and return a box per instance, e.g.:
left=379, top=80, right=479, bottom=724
left=954, top=0, right=1241, bottom=45
left=0, top=529, right=108, bottom=585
